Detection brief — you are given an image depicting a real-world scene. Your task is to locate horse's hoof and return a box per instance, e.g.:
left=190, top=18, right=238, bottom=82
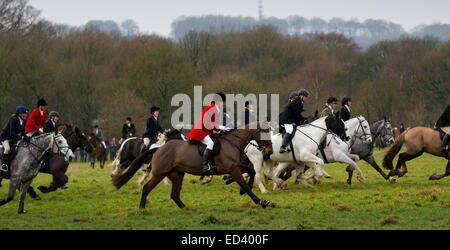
left=260, top=200, right=270, bottom=209
left=18, top=210, right=27, bottom=214
left=428, top=174, right=438, bottom=181
left=346, top=179, right=352, bottom=185
left=388, top=177, right=396, bottom=182
left=357, top=177, right=364, bottom=183
left=281, top=183, right=288, bottom=190
left=61, top=185, right=68, bottom=189
left=239, top=188, right=245, bottom=196
left=31, top=195, right=41, bottom=200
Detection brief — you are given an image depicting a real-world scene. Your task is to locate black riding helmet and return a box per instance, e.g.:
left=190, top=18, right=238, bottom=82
left=298, top=89, right=310, bottom=97
left=342, top=96, right=352, bottom=106
left=213, top=92, right=226, bottom=104
left=37, top=98, right=47, bottom=107
left=327, top=97, right=338, bottom=104
left=150, top=106, right=160, bottom=114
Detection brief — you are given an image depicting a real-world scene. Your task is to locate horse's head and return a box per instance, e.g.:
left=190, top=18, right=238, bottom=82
left=75, top=127, right=93, bottom=153
left=356, top=116, right=372, bottom=144
left=326, top=111, right=348, bottom=141
left=382, top=117, right=395, bottom=144
left=249, top=121, right=274, bottom=159
left=52, top=133, right=74, bottom=162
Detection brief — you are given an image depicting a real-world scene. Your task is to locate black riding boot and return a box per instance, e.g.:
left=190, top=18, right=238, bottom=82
left=202, top=149, right=215, bottom=173
left=279, top=133, right=292, bottom=154
left=0, top=154, right=10, bottom=173
left=441, top=133, right=449, bottom=152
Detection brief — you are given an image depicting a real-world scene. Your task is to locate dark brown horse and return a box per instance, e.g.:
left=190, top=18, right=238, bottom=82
left=383, top=127, right=449, bottom=180
left=114, top=121, right=274, bottom=209
left=88, top=134, right=108, bottom=168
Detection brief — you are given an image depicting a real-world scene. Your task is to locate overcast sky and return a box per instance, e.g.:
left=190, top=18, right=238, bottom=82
left=28, top=0, right=450, bottom=37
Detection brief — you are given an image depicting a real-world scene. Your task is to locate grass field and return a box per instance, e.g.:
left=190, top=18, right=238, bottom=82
left=0, top=149, right=448, bottom=230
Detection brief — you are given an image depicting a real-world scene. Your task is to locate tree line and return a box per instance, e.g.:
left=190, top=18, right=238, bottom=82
left=0, top=0, right=449, bottom=141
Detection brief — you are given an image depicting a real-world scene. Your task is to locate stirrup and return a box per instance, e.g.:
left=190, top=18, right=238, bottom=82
left=0, top=164, right=8, bottom=173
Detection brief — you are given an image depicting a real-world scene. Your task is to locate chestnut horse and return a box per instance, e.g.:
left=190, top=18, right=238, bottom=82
left=88, top=133, right=108, bottom=168
left=134, top=121, right=273, bottom=210
left=382, top=127, right=449, bottom=180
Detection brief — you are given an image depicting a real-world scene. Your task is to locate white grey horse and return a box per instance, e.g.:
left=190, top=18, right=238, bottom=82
left=0, top=132, right=72, bottom=214
left=273, top=116, right=372, bottom=189
left=278, top=118, right=396, bottom=185
left=246, top=113, right=348, bottom=194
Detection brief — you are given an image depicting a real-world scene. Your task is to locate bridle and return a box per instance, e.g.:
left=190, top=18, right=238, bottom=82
left=220, top=127, right=273, bottom=157
left=354, top=116, right=372, bottom=142
left=22, top=133, right=71, bottom=162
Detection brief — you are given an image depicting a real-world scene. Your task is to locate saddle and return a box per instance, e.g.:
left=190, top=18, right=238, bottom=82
left=188, top=133, right=221, bottom=156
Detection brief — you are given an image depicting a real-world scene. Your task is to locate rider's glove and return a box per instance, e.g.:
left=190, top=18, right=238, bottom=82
left=39, top=128, right=43, bottom=134
left=218, top=125, right=231, bottom=132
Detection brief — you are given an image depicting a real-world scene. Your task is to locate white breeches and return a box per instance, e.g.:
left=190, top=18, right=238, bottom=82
left=1, top=140, right=10, bottom=154
left=201, top=135, right=214, bottom=150
left=284, top=123, right=294, bottom=134
left=143, top=137, right=150, bottom=147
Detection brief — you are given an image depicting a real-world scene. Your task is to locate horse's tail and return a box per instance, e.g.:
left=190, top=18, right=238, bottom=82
left=382, top=131, right=406, bottom=170
left=111, top=148, right=157, bottom=189
left=110, top=138, right=133, bottom=170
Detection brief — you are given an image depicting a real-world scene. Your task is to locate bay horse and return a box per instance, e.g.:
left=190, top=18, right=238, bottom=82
left=110, top=129, right=185, bottom=188
left=88, top=134, right=108, bottom=168
left=118, top=121, right=274, bottom=209
left=382, top=127, right=449, bottom=180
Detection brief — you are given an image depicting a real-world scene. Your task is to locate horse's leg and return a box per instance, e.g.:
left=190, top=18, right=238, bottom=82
left=429, top=160, right=450, bottom=180
left=363, top=156, right=395, bottom=182
left=395, top=152, right=422, bottom=177
left=346, top=166, right=354, bottom=185
left=38, top=171, right=68, bottom=193
left=0, top=177, right=19, bottom=206
left=138, top=164, right=152, bottom=186
left=18, top=180, right=33, bottom=214
left=272, top=163, right=290, bottom=190
left=251, top=157, right=268, bottom=194
left=90, top=156, right=95, bottom=168
left=139, top=173, right=166, bottom=209
left=167, top=171, right=186, bottom=208
left=228, top=164, right=269, bottom=208
left=27, top=186, right=41, bottom=200
left=238, top=164, right=255, bottom=195
left=336, top=153, right=364, bottom=183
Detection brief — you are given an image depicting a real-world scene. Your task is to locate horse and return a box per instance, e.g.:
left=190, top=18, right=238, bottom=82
left=273, top=116, right=373, bottom=189
left=110, top=130, right=185, bottom=182
left=279, top=117, right=396, bottom=185
left=382, top=127, right=450, bottom=180
left=110, top=137, right=144, bottom=175
left=32, top=124, right=92, bottom=195
left=88, top=133, right=108, bottom=168
left=393, top=128, right=401, bottom=140
left=114, top=121, right=274, bottom=209
left=246, top=113, right=348, bottom=194
left=0, top=132, right=72, bottom=213
left=110, top=129, right=185, bottom=188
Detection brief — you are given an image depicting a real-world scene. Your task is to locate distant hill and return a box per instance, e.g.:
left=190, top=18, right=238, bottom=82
left=171, top=15, right=450, bottom=49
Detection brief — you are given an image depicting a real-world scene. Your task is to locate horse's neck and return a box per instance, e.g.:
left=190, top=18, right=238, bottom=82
left=225, top=129, right=252, bottom=149
left=296, top=118, right=328, bottom=143
left=345, top=118, right=360, bottom=137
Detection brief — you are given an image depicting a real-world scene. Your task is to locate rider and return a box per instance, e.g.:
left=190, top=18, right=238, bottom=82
left=44, top=111, right=60, bottom=134
left=143, top=106, right=164, bottom=151
left=240, top=100, right=256, bottom=126
left=0, top=106, right=30, bottom=173
left=321, top=97, right=338, bottom=117
left=187, top=92, right=231, bottom=173
left=279, top=89, right=310, bottom=154
left=93, top=125, right=106, bottom=149
left=339, top=96, right=352, bottom=121
left=25, top=98, right=47, bottom=137
left=121, top=117, right=136, bottom=144
left=436, top=104, right=450, bottom=153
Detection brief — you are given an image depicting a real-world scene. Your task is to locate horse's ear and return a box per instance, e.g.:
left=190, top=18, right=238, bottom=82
left=315, top=110, right=319, bottom=118
left=384, top=116, right=387, bottom=122
left=75, top=127, right=80, bottom=134
left=336, top=111, right=340, bottom=118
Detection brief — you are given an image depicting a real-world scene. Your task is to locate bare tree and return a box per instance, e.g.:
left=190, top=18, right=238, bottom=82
left=0, top=0, right=40, bottom=32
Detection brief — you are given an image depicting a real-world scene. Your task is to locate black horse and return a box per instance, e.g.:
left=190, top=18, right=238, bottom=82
left=0, top=124, right=92, bottom=199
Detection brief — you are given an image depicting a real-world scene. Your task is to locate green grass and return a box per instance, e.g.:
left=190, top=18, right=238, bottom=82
left=0, top=149, right=448, bottom=230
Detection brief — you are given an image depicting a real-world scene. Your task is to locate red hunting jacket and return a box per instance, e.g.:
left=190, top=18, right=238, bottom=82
left=187, top=103, right=221, bottom=141
left=25, top=108, right=46, bottom=134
